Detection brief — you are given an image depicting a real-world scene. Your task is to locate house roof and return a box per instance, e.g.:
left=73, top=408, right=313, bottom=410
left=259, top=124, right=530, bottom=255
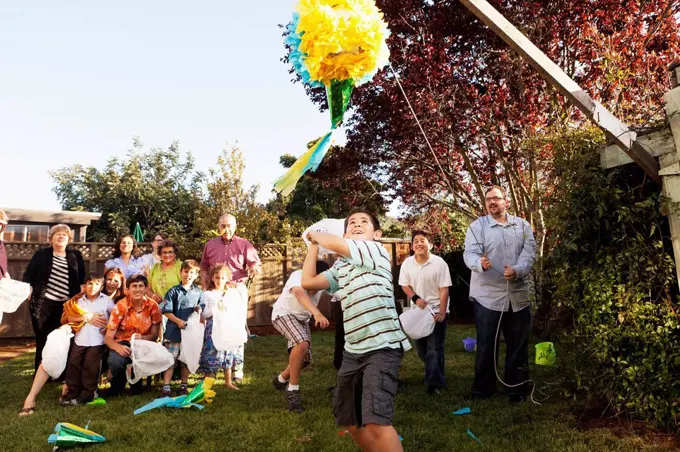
left=0, top=207, right=102, bottom=226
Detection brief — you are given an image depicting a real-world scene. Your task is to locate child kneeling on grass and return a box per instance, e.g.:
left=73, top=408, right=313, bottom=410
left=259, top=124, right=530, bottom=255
left=19, top=273, right=112, bottom=415
left=271, top=261, right=330, bottom=413
left=302, top=209, right=411, bottom=452
left=161, top=259, right=204, bottom=397
left=199, top=264, right=245, bottom=390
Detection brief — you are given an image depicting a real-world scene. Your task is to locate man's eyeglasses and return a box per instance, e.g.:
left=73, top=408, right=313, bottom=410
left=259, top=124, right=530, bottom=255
left=161, top=251, right=175, bottom=255
left=485, top=196, right=504, bottom=202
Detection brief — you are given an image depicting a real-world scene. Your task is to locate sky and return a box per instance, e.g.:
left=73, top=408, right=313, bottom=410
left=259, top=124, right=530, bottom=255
left=0, top=0, right=339, bottom=210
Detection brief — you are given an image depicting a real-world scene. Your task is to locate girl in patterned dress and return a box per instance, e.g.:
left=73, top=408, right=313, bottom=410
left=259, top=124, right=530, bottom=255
left=198, top=264, right=245, bottom=390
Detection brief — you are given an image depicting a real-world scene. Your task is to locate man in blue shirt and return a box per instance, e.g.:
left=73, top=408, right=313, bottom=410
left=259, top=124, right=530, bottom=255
left=463, top=186, right=536, bottom=403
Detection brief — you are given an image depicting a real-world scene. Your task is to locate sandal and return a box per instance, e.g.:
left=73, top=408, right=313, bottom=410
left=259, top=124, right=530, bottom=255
left=18, top=406, right=35, bottom=416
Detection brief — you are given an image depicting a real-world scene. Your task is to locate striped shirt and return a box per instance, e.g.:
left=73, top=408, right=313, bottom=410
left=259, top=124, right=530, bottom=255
left=323, top=239, right=411, bottom=355
left=44, top=255, right=70, bottom=301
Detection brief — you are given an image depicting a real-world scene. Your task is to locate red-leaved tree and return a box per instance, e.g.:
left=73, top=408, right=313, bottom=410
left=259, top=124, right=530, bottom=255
left=285, top=0, right=680, bottom=253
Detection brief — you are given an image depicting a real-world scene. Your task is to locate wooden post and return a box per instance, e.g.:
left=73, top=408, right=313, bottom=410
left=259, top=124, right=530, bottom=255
left=458, top=0, right=660, bottom=182
left=89, top=243, right=99, bottom=273
left=282, top=244, right=288, bottom=282
left=662, top=64, right=680, bottom=286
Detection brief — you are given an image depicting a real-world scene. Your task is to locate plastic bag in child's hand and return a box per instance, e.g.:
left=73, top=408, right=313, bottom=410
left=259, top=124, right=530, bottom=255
left=302, top=219, right=345, bottom=257
left=42, top=325, right=74, bottom=379
left=179, top=312, right=205, bottom=374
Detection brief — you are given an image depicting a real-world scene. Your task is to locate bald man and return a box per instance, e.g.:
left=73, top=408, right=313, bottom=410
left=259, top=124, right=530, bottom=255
left=200, top=213, right=261, bottom=383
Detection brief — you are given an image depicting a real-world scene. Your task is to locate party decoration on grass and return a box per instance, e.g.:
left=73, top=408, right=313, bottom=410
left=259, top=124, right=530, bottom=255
left=452, top=407, right=472, bottom=416
left=463, top=337, right=477, bottom=353
left=275, top=0, right=390, bottom=196
left=466, top=428, right=483, bottom=445
left=535, top=342, right=557, bottom=366
left=47, top=422, right=105, bottom=449
left=87, top=398, right=107, bottom=406
left=133, top=378, right=217, bottom=415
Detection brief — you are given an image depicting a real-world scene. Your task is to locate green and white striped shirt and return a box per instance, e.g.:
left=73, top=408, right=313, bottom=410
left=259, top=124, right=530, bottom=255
left=323, top=239, right=411, bottom=355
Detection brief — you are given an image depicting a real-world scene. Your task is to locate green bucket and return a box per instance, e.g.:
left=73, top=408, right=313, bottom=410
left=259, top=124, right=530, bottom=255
left=535, top=342, right=556, bottom=366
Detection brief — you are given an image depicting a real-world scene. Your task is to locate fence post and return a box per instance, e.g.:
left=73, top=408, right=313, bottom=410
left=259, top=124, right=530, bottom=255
left=282, top=244, right=288, bottom=282
left=89, top=243, right=98, bottom=273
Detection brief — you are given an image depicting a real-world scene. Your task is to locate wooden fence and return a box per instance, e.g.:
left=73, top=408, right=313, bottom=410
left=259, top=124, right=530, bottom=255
left=1, top=239, right=412, bottom=338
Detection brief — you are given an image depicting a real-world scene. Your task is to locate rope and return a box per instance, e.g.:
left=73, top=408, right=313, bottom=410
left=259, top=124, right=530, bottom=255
left=388, top=64, right=451, bottom=185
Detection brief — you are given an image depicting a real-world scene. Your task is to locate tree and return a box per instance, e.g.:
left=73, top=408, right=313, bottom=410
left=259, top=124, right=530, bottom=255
left=51, top=139, right=294, bottom=257
left=50, top=138, right=204, bottom=242
left=284, top=0, right=680, bottom=254
left=269, top=143, right=390, bottom=225
left=192, top=142, right=295, bottom=254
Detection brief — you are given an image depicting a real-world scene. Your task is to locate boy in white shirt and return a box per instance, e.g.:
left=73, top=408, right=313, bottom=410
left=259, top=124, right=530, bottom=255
left=271, top=261, right=330, bottom=413
left=61, top=273, right=115, bottom=405
left=399, top=231, right=452, bottom=394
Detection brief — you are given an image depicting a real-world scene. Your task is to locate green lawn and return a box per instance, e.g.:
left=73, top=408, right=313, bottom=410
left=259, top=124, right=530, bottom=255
left=0, top=326, right=672, bottom=451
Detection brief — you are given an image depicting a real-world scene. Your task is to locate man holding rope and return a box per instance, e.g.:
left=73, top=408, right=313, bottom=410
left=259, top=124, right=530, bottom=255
left=200, top=213, right=261, bottom=384
left=463, top=186, right=536, bottom=403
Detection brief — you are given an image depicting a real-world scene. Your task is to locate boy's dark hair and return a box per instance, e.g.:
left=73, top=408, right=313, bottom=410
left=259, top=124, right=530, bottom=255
left=84, top=272, right=104, bottom=284
left=344, top=207, right=381, bottom=233
left=127, top=273, right=148, bottom=288
left=316, top=260, right=330, bottom=274
left=181, top=259, right=200, bottom=272
left=411, top=230, right=431, bottom=244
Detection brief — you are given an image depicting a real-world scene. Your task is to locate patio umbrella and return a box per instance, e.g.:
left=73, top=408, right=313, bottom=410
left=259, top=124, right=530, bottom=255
left=133, top=222, right=144, bottom=243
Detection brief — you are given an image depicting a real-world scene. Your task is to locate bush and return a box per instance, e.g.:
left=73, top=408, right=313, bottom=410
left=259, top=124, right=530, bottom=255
left=539, top=128, right=680, bottom=428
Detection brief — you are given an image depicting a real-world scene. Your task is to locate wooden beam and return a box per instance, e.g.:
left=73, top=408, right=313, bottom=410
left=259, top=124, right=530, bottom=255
left=0, top=208, right=102, bottom=226
left=458, top=0, right=660, bottom=183
left=600, top=128, right=676, bottom=169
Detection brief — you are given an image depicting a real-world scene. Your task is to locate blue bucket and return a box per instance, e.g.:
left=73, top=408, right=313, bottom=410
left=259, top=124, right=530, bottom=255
left=463, top=337, right=477, bottom=353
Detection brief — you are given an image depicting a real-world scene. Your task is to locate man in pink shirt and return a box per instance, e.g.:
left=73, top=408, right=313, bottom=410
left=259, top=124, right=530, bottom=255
left=200, top=213, right=261, bottom=383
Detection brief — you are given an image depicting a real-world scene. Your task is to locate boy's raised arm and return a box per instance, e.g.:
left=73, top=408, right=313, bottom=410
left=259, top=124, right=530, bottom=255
left=308, top=231, right=350, bottom=258
left=301, top=242, right=331, bottom=291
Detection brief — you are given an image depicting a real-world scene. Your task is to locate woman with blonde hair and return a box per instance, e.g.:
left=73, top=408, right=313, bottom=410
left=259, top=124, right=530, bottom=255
left=23, top=224, right=86, bottom=372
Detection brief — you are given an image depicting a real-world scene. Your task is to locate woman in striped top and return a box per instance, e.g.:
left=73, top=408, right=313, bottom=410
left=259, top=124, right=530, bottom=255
left=23, top=224, right=85, bottom=373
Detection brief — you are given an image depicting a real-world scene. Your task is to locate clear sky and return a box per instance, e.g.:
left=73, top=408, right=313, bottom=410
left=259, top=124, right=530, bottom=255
left=0, top=0, right=335, bottom=210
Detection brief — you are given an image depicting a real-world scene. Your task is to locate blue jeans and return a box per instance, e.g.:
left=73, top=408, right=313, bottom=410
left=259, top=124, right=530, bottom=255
left=415, top=315, right=447, bottom=391
left=472, top=300, right=530, bottom=397
left=107, top=341, right=142, bottom=396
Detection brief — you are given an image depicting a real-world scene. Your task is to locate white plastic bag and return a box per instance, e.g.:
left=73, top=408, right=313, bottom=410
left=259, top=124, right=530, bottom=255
left=302, top=218, right=345, bottom=257
left=126, top=334, right=175, bottom=384
left=42, top=325, right=74, bottom=379
left=179, top=312, right=205, bottom=374
left=399, top=305, right=435, bottom=340
left=0, top=278, right=31, bottom=314
left=211, top=289, right=248, bottom=352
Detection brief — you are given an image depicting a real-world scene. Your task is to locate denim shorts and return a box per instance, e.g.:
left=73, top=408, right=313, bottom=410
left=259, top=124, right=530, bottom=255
left=333, top=347, right=403, bottom=427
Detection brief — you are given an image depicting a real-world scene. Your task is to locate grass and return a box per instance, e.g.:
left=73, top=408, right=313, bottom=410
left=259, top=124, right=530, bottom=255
left=0, top=326, right=674, bottom=451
